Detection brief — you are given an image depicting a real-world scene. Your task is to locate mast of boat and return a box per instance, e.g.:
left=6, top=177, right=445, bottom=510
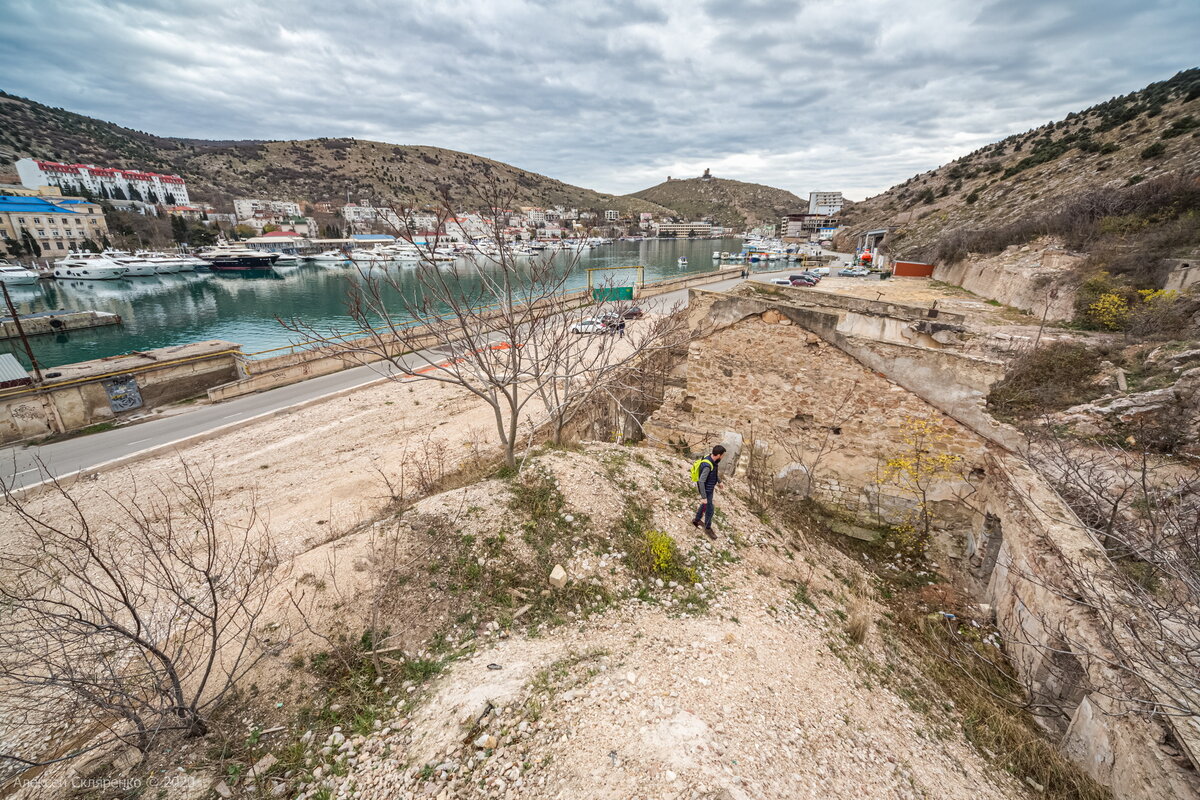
left=1, top=281, right=43, bottom=383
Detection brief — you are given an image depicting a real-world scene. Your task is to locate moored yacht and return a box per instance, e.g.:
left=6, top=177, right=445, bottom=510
left=0, top=261, right=40, bottom=285
left=198, top=244, right=280, bottom=270
left=308, top=250, right=350, bottom=264
left=53, top=253, right=129, bottom=280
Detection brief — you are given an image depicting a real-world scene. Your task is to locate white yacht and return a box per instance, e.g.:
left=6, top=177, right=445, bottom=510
left=136, top=251, right=197, bottom=273
left=272, top=252, right=301, bottom=266
left=0, top=262, right=40, bottom=285
left=99, top=250, right=162, bottom=276
left=308, top=250, right=351, bottom=264
left=53, top=253, right=129, bottom=280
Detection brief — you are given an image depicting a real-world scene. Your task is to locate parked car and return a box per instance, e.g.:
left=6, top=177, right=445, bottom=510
left=791, top=277, right=817, bottom=287
left=571, top=317, right=608, bottom=334
left=622, top=306, right=644, bottom=319
left=809, top=266, right=831, bottom=276
left=838, top=267, right=870, bottom=277
left=791, top=271, right=821, bottom=282
left=770, top=279, right=793, bottom=286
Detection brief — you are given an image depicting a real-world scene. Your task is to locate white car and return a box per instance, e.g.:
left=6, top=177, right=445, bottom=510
left=770, top=279, right=793, bottom=286
left=809, top=266, right=831, bottom=276
left=571, top=317, right=608, bottom=334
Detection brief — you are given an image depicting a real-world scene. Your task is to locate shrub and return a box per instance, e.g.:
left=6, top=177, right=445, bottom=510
left=1085, top=292, right=1131, bottom=330
left=987, top=342, right=1103, bottom=420
left=1140, top=141, right=1166, bottom=159
left=965, top=191, right=979, bottom=205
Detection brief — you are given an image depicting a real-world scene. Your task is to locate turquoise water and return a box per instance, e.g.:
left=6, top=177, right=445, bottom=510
left=2, top=238, right=742, bottom=369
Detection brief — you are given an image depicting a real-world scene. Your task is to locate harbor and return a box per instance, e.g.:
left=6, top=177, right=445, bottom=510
left=0, top=237, right=754, bottom=369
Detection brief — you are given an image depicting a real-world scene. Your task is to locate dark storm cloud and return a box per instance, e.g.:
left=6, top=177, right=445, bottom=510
left=0, top=0, right=1196, bottom=199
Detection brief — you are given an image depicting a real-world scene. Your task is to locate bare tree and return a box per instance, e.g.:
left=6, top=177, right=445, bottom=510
left=778, top=380, right=862, bottom=498
left=0, top=462, right=279, bottom=768
left=283, top=175, right=684, bottom=466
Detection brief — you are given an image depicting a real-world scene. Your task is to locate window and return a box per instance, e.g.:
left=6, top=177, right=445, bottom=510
left=17, top=217, right=25, bottom=223
left=56, top=242, right=65, bottom=250
left=33, top=217, right=41, bottom=224
left=36, top=229, right=46, bottom=236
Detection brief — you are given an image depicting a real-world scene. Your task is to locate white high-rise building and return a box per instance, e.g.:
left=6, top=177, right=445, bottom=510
left=234, top=198, right=303, bottom=219
left=16, top=158, right=189, bottom=204
left=808, top=191, right=843, bottom=215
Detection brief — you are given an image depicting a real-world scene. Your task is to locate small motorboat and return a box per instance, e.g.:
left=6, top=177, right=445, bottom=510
left=677, top=256, right=688, bottom=267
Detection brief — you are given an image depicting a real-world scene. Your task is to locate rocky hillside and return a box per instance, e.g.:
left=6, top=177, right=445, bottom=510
left=0, top=91, right=674, bottom=215
left=627, top=175, right=805, bottom=228
left=838, top=68, right=1200, bottom=261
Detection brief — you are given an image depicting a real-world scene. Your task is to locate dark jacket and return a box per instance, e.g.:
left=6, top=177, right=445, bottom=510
left=696, top=457, right=720, bottom=497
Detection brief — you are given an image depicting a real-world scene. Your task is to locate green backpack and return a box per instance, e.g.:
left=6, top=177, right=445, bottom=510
left=690, top=456, right=714, bottom=483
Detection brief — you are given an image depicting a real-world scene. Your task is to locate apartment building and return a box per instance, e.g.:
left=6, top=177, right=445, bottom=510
left=16, top=158, right=189, bottom=205
left=0, top=195, right=109, bottom=256
left=234, top=198, right=303, bottom=219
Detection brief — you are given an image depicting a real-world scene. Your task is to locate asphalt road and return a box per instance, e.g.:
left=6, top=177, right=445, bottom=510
left=3, top=273, right=780, bottom=490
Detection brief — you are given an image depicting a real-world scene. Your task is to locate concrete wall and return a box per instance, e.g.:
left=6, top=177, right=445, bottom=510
left=933, top=249, right=1080, bottom=321
left=0, top=348, right=240, bottom=445
left=971, top=452, right=1199, bottom=799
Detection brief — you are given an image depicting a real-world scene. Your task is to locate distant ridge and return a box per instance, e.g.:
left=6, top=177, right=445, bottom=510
left=627, top=174, right=805, bottom=229
left=0, top=91, right=675, bottom=216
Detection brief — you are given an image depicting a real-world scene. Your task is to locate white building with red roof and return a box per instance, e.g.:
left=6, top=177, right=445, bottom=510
left=15, top=158, right=190, bottom=205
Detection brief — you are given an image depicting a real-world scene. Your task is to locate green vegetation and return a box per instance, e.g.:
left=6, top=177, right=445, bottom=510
left=986, top=341, right=1103, bottom=421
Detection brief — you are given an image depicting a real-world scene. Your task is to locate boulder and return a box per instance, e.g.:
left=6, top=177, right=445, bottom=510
left=549, top=564, right=568, bottom=589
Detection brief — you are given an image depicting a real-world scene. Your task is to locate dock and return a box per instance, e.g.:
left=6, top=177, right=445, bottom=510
left=0, top=309, right=123, bottom=340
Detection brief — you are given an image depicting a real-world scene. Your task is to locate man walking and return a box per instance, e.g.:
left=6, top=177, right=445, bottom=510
left=691, top=445, right=725, bottom=539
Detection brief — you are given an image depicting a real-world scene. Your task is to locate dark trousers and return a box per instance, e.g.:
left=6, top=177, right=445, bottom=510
left=694, top=490, right=714, bottom=527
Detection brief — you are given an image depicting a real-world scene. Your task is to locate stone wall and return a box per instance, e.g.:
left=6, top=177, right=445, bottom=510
left=646, top=311, right=989, bottom=551
left=648, top=283, right=1198, bottom=797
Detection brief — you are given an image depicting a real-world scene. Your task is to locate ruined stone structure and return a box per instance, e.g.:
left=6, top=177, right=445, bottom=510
left=644, top=283, right=1199, bottom=799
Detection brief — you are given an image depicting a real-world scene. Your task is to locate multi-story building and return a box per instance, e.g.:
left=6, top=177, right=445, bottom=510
left=0, top=195, right=110, bottom=256
left=653, top=221, right=713, bottom=237
left=808, top=191, right=844, bottom=215
left=234, top=198, right=303, bottom=220
left=15, top=158, right=189, bottom=205
left=604, top=209, right=620, bottom=221
left=781, top=212, right=842, bottom=240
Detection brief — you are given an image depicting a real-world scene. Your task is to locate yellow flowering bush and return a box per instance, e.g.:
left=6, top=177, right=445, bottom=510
left=876, top=417, right=963, bottom=561
left=1085, top=292, right=1131, bottom=330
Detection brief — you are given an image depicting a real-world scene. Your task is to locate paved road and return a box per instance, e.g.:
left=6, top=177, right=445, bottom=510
left=3, top=274, right=779, bottom=490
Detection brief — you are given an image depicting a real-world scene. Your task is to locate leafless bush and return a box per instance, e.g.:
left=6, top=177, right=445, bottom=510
left=0, top=462, right=279, bottom=768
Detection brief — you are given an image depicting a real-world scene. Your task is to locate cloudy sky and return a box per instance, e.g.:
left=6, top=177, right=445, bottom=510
left=1, top=0, right=1196, bottom=199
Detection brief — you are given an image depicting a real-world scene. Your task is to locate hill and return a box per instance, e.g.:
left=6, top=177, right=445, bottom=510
left=0, top=91, right=675, bottom=216
left=837, top=68, right=1200, bottom=275
left=627, top=174, right=804, bottom=228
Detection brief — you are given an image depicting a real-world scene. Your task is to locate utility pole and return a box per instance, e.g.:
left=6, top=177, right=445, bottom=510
left=1, top=281, right=44, bottom=382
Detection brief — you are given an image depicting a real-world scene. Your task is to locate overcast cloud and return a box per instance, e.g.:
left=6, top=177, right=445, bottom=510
left=1, top=0, right=1196, bottom=199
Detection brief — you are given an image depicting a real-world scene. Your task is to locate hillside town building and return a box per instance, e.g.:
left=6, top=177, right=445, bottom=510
left=653, top=220, right=713, bottom=237
left=15, top=158, right=189, bottom=205
left=0, top=195, right=109, bottom=256
left=233, top=198, right=303, bottom=220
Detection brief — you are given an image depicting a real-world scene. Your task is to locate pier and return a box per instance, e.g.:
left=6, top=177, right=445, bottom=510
left=0, top=309, right=122, bottom=340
